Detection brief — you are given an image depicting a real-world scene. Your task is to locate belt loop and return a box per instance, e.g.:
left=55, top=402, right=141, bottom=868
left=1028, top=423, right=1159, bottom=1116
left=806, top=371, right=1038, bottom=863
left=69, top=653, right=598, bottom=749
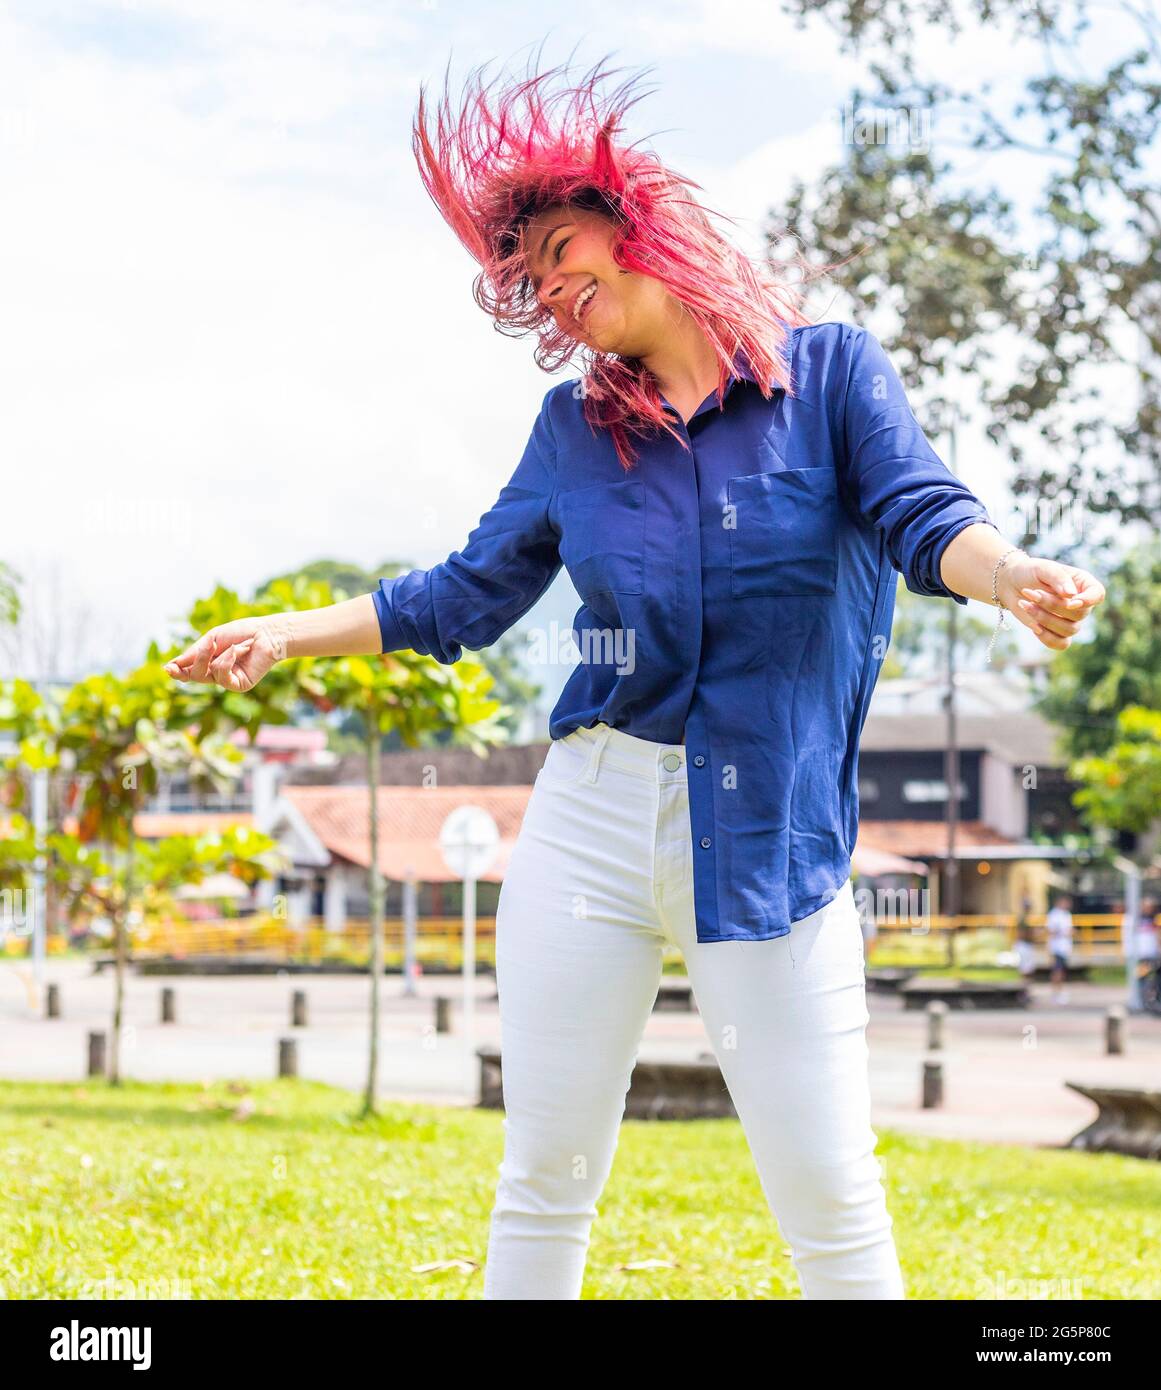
left=584, top=724, right=613, bottom=783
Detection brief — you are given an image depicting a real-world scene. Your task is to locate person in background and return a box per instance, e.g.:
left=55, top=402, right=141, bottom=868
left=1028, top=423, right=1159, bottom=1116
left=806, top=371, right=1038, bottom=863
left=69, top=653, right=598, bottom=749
left=1045, top=893, right=1074, bottom=1003
left=1136, top=897, right=1159, bottom=966
left=1014, top=894, right=1037, bottom=982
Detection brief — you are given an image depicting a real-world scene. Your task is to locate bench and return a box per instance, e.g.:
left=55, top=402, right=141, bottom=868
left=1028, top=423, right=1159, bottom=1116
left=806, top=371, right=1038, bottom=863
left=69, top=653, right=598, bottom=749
left=1064, top=1083, right=1161, bottom=1160
left=654, top=977, right=696, bottom=1012
left=1029, top=962, right=1094, bottom=982
left=900, top=979, right=1030, bottom=1010
left=865, top=968, right=919, bottom=994
left=476, top=1045, right=735, bottom=1119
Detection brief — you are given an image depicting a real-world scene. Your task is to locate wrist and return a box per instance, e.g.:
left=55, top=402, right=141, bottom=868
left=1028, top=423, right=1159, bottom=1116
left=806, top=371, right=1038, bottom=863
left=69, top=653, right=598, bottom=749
left=261, top=615, right=294, bottom=663
left=996, top=552, right=1033, bottom=609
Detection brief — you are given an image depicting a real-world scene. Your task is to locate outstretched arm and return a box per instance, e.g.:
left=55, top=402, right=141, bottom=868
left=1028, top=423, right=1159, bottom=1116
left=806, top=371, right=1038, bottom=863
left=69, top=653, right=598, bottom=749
left=164, top=594, right=382, bottom=691
left=835, top=323, right=1105, bottom=650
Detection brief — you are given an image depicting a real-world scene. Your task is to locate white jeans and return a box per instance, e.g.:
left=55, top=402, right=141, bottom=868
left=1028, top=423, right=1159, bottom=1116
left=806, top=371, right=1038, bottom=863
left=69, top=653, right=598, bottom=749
left=483, top=722, right=905, bottom=1300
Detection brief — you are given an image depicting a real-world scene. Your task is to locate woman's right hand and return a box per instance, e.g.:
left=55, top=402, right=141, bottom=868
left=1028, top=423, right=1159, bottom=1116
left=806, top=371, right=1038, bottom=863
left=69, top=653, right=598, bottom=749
left=164, top=616, right=289, bottom=693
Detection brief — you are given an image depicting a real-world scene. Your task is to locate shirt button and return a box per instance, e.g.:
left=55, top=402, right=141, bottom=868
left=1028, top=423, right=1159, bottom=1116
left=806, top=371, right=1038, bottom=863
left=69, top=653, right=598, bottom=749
left=700, top=836, right=712, bottom=849
left=662, top=753, right=682, bottom=772
left=693, top=755, right=705, bottom=767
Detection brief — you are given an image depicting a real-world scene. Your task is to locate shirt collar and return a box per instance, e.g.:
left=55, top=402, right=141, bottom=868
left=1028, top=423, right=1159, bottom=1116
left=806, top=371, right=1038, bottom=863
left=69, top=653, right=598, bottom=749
left=730, top=345, right=783, bottom=391
left=659, top=345, right=782, bottom=423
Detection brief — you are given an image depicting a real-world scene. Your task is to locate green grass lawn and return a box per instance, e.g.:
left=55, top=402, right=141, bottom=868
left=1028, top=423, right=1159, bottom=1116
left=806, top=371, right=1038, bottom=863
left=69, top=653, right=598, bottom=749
left=1, top=1078, right=1158, bottom=1300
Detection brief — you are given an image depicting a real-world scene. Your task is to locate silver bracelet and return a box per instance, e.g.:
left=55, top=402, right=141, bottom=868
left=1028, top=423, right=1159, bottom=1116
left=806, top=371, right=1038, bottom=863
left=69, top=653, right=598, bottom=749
left=986, top=546, right=1025, bottom=664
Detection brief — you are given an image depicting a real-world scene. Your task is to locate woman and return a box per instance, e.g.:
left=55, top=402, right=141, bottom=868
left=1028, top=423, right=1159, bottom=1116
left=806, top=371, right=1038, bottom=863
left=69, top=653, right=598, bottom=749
left=166, top=55, right=1106, bottom=1300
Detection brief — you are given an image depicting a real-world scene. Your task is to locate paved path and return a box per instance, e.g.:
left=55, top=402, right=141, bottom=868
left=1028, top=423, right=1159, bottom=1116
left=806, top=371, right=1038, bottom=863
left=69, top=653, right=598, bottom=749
left=2, top=960, right=1158, bottom=1150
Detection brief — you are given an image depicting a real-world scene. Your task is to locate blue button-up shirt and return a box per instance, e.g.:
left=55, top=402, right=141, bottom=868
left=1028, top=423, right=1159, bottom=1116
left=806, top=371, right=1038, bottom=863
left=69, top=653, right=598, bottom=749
left=373, top=321, right=998, bottom=942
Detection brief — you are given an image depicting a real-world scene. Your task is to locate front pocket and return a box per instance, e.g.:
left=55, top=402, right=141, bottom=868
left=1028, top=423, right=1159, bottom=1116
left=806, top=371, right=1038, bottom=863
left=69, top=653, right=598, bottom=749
left=558, top=479, right=645, bottom=598
left=535, top=730, right=593, bottom=787
left=727, top=466, right=839, bottom=597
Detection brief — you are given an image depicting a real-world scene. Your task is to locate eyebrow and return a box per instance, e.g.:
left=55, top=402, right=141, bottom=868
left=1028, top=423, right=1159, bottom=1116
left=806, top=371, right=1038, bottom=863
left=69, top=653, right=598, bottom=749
left=528, top=221, right=572, bottom=292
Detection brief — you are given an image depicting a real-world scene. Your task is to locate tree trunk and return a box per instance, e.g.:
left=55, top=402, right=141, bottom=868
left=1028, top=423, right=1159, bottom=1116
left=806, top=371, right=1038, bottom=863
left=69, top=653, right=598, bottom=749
left=110, top=833, right=135, bottom=1086
left=362, top=713, right=384, bottom=1118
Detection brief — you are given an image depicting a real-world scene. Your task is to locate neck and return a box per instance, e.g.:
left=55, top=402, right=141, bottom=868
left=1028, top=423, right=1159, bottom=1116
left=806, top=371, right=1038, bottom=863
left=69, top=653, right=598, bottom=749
left=638, top=306, right=723, bottom=405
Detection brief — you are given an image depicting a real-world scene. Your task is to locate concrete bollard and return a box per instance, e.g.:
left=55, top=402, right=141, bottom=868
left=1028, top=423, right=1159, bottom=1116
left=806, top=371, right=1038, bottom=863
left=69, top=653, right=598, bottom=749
left=160, top=987, right=176, bottom=1024
left=926, top=999, right=947, bottom=1051
left=922, top=1059, right=943, bottom=1110
left=87, top=1031, right=106, bottom=1077
left=1105, top=1006, right=1126, bottom=1056
left=46, top=983, right=61, bottom=1019
left=278, top=1038, right=298, bottom=1078
left=291, top=990, right=308, bottom=1028
left=434, top=996, right=451, bottom=1034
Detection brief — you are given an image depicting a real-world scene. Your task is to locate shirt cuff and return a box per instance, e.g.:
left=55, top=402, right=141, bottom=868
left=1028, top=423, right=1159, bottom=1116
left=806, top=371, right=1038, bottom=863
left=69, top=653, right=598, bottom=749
left=372, top=577, right=409, bottom=654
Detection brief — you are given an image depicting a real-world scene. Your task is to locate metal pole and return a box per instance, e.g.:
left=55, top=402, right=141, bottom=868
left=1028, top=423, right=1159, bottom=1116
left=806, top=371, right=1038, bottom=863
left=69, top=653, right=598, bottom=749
left=31, top=764, right=47, bottom=991
left=1123, top=859, right=1142, bottom=1013
left=402, top=867, right=418, bottom=998
left=462, top=872, right=476, bottom=1095
left=943, top=425, right=960, bottom=966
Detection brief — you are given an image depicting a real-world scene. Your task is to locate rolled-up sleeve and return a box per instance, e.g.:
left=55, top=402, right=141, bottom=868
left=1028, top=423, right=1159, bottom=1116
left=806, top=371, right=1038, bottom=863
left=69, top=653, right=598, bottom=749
left=373, top=392, right=561, bottom=661
left=836, top=325, right=998, bottom=604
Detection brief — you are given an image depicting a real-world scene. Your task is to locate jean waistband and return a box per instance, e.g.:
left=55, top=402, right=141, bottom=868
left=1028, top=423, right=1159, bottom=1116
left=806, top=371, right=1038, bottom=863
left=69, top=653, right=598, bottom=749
left=562, top=721, right=687, bottom=784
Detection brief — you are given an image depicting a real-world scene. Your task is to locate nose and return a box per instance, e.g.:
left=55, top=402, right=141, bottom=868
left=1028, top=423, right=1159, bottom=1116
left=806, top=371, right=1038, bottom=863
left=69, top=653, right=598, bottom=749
left=537, top=277, right=564, bottom=313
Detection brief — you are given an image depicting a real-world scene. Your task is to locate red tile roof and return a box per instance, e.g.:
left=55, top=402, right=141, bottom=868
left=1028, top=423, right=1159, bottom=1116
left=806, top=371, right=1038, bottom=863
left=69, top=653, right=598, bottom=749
left=280, top=784, right=532, bottom=882
left=857, top=819, right=1017, bottom=859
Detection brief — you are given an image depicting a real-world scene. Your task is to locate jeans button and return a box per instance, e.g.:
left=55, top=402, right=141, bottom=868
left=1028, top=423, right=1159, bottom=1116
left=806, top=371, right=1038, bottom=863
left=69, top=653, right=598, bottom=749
left=662, top=753, right=682, bottom=772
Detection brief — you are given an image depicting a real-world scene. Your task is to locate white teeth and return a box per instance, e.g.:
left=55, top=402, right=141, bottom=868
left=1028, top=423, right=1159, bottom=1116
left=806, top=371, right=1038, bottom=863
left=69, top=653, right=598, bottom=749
left=573, top=282, right=597, bottom=321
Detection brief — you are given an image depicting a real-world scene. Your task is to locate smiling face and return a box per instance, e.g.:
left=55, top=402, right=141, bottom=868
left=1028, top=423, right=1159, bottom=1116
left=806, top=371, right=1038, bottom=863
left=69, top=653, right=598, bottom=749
left=521, top=201, right=675, bottom=355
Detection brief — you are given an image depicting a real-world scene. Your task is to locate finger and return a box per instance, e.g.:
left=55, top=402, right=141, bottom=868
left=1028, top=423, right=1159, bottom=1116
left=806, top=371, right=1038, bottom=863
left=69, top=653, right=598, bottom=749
left=208, top=642, right=243, bottom=680
left=1025, top=561, right=1083, bottom=606
left=1035, top=626, right=1072, bottom=651
left=1020, top=605, right=1073, bottom=649
left=164, top=638, right=204, bottom=674
left=1071, top=571, right=1105, bottom=605
left=169, top=632, right=218, bottom=681
left=1019, top=586, right=1089, bottom=617
left=1042, top=565, right=1079, bottom=598
left=190, top=633, right=222, bottom=682
left=225, top=642, right=256, bottom=690
left=1016, top=598, right=1082, bottom=641
left=210, top=640, right=258, bottom=691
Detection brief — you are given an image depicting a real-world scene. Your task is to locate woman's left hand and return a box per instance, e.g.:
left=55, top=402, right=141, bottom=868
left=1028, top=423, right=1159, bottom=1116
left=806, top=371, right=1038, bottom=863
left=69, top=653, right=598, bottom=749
left=999, top=556, right=1106, bottom=650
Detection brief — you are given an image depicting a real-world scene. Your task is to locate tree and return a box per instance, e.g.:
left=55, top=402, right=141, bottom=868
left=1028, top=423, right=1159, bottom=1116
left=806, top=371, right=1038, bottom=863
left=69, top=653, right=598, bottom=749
left=1071, top=705, right=1161, bottom=851
left=257, top=559, right=406, bottom=603
left=1036, top=541, right=1161, bottom=757
left=0, top=661, right=286, bottom=1084
left=769, top=0, right=1159, bottom=534
left=176, top=575, right=506, bottom=1118
left=256, top=562, right=546, bottom=743
left=0, top=561, right=19, bottom=629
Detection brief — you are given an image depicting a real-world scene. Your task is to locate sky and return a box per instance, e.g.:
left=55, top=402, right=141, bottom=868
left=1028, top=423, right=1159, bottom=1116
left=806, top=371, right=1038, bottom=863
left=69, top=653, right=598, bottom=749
left=0, top=0, right=1153, bottom=714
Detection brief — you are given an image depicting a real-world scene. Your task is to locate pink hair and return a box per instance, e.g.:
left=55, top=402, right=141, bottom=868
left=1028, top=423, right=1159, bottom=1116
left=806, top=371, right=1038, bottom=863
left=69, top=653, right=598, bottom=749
left=412, top=46, right=843, bottom=471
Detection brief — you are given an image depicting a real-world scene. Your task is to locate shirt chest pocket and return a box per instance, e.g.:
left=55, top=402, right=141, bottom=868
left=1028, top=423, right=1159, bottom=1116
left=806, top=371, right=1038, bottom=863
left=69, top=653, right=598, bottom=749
left=727, top=466, right=840, bottom=598
left=558, top=479, right=646, bottom=599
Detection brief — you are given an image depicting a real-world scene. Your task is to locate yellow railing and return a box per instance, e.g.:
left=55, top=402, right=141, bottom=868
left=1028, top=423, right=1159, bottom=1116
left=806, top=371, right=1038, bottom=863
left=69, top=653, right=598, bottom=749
left=131, top=915, right=498, bottom=969
left=868, top=914, right=1136, bottom=967
left=9, top=912, right=1150, bottom=971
